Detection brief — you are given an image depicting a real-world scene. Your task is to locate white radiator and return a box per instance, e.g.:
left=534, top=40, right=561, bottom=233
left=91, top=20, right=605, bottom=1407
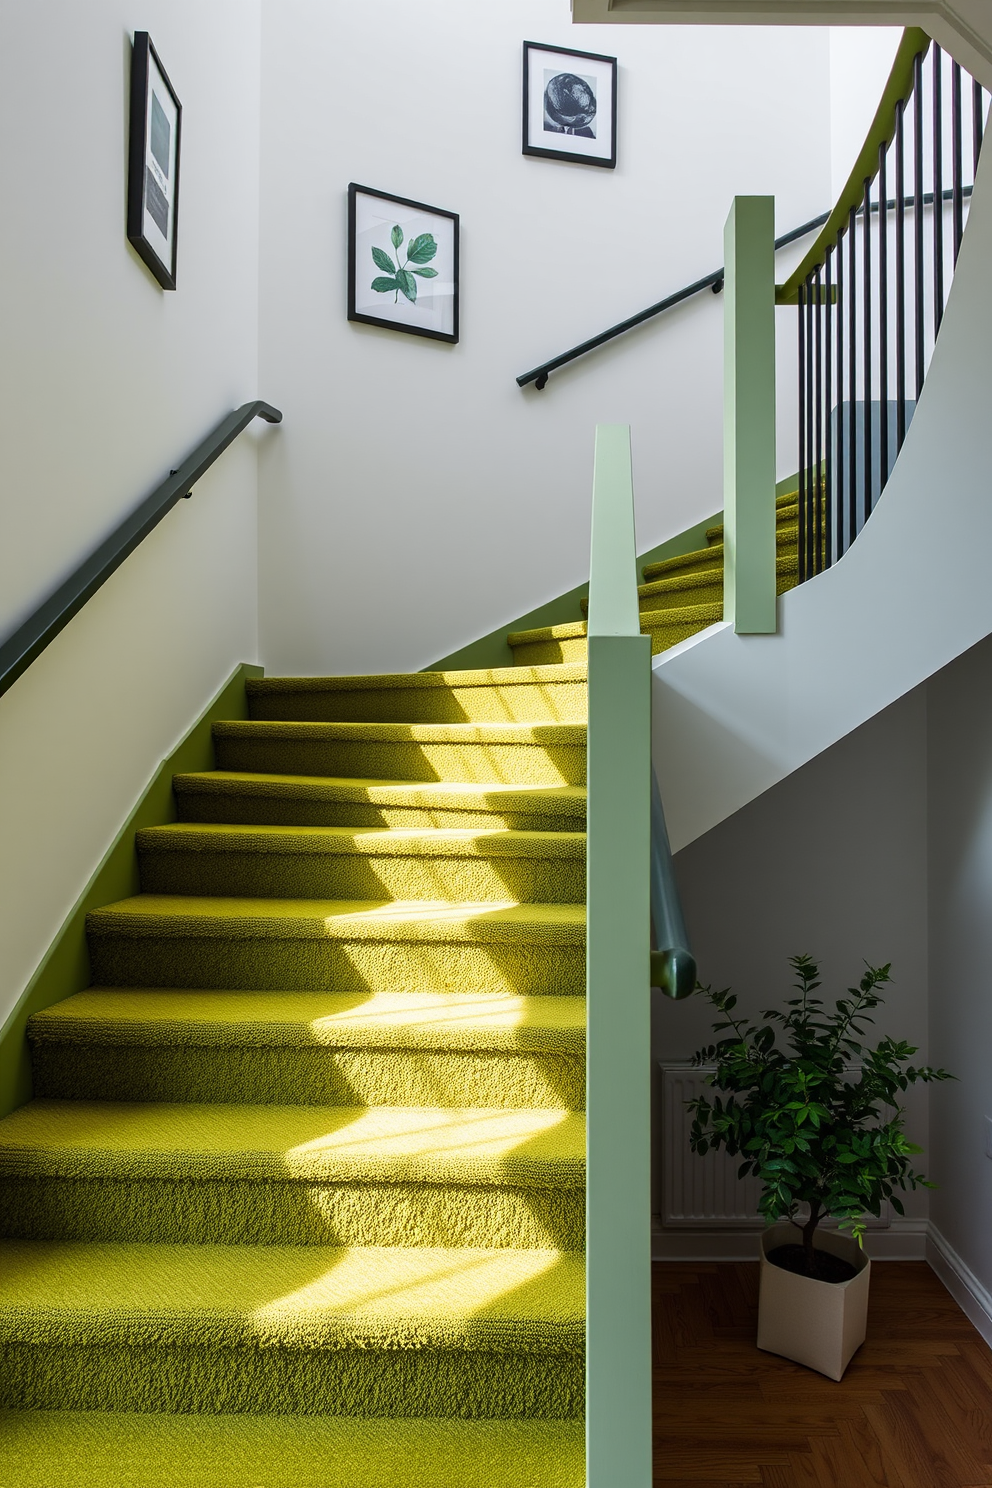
left=659, top=1064, right=890, bottom=1230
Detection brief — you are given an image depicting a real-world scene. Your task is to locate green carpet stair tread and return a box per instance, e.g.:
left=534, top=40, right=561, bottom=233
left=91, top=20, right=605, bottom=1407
left=0, top=1101, right=585, bottom=1187
left=212, top=721, right=587, bottom=787
left=136, top=823, right=586, bottom=905
left=0, top=1240, right=585, bottom=1351
left=247, top=666, right=588, bottom=724
left=29, top=988, right=587, bottom=1052
left=28, top=990, right=587, bottom=1110
left=0, top=1412, right=584, bottom=1488
left=87, top=896, right=586, bottom=944
left=172, top=772, right=588, bottom=831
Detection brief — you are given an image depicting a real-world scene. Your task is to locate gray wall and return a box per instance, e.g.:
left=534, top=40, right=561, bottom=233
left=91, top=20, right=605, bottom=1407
left=927, top=632, right=992, bottom=1300
left=659, top=685, right=931, bottom=1224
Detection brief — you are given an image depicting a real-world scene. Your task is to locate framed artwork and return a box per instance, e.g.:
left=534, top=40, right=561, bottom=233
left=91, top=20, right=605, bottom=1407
left=127, top=32, right=182, bottom=290
left=348, top=184, right=459, bottom=344
left=522, top=41, right=617, bottom=169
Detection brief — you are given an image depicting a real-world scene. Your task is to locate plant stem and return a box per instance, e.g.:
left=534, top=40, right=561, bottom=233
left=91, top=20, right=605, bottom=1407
left=802, top=1199, right=822, bottom=1276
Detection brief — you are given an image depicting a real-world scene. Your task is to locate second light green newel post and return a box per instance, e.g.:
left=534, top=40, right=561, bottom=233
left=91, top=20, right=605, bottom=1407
left=585, top=425, right=653, bottom=1488
left=723, top=196, right=777, bottom=634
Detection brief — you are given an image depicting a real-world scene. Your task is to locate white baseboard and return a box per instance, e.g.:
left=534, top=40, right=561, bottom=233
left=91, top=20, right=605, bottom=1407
left=927, top=1224, right=992, bottom=1349
left=652, top=1217, right=928, bottom=1263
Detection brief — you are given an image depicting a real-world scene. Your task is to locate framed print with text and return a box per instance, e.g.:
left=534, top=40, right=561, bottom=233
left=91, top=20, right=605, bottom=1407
left=348, top=184, right=459, bottom=344
left=522, top=40, right=617, bottom=169
left=127, top=32, right=182, bottom=290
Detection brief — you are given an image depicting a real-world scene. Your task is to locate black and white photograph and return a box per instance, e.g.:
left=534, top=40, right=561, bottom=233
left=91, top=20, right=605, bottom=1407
left=126, top=32, right=182, bottom=290
left=348, top=184, right=459, bottom=344
left=522, top=41, right=617, bottom=169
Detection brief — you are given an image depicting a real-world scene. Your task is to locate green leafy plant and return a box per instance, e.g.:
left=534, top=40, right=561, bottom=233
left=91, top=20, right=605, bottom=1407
left=370, top=223, right=438, bottom=304
left=688, top=955, right=953, bottom=1277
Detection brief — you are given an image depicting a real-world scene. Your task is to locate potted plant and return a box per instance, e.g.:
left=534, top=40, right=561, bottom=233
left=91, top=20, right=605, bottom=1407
left=687, top=954, right=952, bottom=1380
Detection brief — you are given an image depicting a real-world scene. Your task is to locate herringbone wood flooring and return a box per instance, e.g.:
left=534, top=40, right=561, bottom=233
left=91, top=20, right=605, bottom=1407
left=652, top=1262, right=992, bottom=1487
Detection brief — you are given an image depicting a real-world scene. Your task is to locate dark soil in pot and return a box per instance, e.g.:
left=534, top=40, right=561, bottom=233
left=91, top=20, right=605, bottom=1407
left=767, top=1244, right=859, bottom=1284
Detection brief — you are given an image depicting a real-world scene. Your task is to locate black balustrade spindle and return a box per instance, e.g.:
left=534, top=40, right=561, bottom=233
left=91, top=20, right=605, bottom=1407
left=813, top=265, right=823, bottom=571
left=805, top=276, right=815, bottom=580
left=933, top=46, right=945, bottom=335
left=848, top=205, right=858, bottom=550
left=878, top=141, right=889, bottom=492
left=862, top=177, right=873, bottom=523
left=952, top=62, right=964, bottom=261
left=914, top=50, right=926, bottom=399
left=895, top=99, right=907, bottom=451
left=974, top=79, right=984, bottom=173
left=797, top=282, right=806, bottom=584
left=824, top=246, right=834, bottom=567
left=835, top=227, right=846, bottom=562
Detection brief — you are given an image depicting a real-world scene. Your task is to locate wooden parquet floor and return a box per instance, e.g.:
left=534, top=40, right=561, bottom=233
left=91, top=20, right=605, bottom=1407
left=653, top=1261, right=992, bottom=1487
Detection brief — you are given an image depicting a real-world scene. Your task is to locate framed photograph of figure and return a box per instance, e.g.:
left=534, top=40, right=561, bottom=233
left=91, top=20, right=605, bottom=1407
left=348, top=184, right=459, bottom=344
left=522, top=41, right=617, bottom=169
left=127, top=32, right=182, bottom=290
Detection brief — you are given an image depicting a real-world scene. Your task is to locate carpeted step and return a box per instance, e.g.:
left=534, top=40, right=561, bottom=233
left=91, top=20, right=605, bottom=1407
left=0, top=1100, right=585, bottom=1249
left=247, top=667, right=587, bottom=724
left=641, top=522, right=798, bottom=588
left=0, top=1411, right=585, bottom=1488
left=86, top=896, right=587, bottom=996
left=509, top=598, right=725, bottom=666
left=212, top=721, right=587, bottom=787
left=507, top=624, right=588, bottom=668
left=28, top=989, right=587, bottom=1109
left=135, top=824, right=586, bottom=904
left=173, top=773, right=588, bottom=832
left=0, top=1240, right=585, bottom=1417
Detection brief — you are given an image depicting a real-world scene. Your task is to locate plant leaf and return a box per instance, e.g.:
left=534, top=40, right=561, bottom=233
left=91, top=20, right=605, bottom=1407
left=395, top=269, right=417, bottom=303
left=391, top=224, right=404, bottom=249
left=371, top=246, right=396, bottom=273
left=411, top=266, right=438, bottom=278
left=407, top=233, right=437, bottom=264
left=371, top=276, right=400, bottom=294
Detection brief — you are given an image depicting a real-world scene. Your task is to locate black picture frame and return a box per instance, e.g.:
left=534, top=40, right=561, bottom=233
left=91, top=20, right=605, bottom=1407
left=127, top=32, right=182, bottom=290
left=522, top=40, right=618, bottom=169
left=348, top=184, right=459, bottom=345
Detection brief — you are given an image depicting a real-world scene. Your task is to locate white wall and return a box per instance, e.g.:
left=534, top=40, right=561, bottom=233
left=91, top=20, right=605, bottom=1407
left=0, top=1, right=264, bottom=1026
left=828, top=27, right=901, bottom=201
left=257, top=0, right=834, bottom=675
left=926, top=632, right=992, bottom=1327
left=656, top=685, right=931, bottom=1246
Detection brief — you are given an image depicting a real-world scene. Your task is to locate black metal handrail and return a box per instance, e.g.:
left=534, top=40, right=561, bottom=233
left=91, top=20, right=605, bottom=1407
left=516, top=213, right=831, bottom=390
left=0, top=400, right=282, bottom=700
left=795, top=37, right=987, bottom=585
left=650, top=764, right=696, bottom=1000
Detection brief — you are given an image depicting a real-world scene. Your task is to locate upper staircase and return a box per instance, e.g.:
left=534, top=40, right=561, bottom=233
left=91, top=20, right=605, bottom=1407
left=508, top=492, right=800, bottom=664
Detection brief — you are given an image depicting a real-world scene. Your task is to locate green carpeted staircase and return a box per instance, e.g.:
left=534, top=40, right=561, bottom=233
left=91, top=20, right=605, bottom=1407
left=0, top=666, right=589, bottom=1487
left=0, top=501, right=797, bottom=1483
left=507, top=491, right=800, bottom=664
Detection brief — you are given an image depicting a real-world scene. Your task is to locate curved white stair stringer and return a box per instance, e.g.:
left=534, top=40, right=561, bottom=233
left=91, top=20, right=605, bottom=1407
left=653, top=143, right=992, bottom=854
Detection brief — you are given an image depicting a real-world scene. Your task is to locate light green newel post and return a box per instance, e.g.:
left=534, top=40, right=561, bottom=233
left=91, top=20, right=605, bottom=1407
left=723, top=196, right=777, bottom=634
left=585, top=424, right=653, bottom=1488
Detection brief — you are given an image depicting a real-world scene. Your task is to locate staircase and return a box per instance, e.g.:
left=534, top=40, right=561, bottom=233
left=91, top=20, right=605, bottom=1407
left=0, top=668, right=588, bottom=1487
left=508, top=491, right=800, bottom=664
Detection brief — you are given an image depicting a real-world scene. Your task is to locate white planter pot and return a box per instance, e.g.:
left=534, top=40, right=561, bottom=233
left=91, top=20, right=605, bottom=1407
left=756, top=1220, right=871, bottom=1381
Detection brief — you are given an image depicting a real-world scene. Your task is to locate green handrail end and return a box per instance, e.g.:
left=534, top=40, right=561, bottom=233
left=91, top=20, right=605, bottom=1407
left=651, top=947, right=697, bottom=1001
left=778, top=26, right=931, bottom=303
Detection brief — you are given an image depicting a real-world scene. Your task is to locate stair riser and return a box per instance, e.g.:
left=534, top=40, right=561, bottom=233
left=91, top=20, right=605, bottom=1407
left=510, top=640, right=588, bottom=667
left=136, top=850, right=586, bottom=905
left=644, top=616, right=719, bottom=655
left=247, top=683, right=587, bottom=725
left=637, top=579, right=722, bottom=613
left=0, top=1344, right=584, bottom=1418
left=31, top=1044, right=586, bottom=1110
left=213, top=736, right=587, bottom=787
left=0, top=1177, right=584, bottom=1250
left=86, top=936, right=587, bottom=997
left=175, top=792, right=586, bottom=833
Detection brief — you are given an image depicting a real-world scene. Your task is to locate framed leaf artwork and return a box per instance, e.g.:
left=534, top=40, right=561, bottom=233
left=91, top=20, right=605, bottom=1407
left=127, top=32, right=182, bottom=289
left=522, top=40, right=617, bottom=169
left=347, top=184, right=459, bottom=344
